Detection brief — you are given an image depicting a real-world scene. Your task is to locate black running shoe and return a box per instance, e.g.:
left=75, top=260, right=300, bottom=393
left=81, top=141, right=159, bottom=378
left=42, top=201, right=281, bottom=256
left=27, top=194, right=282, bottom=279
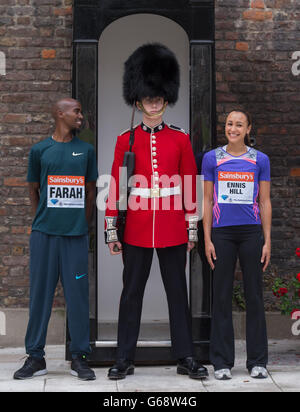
left=13, top=356, right=47, bottom=380
left=71, top=355, right=96, bottom=381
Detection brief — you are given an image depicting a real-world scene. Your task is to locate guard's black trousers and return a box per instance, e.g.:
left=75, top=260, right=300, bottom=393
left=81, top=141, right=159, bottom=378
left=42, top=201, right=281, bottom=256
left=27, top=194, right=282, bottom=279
left=116, top=243, right=194, bottom=361
left=210, top=225, right=268, bottom=372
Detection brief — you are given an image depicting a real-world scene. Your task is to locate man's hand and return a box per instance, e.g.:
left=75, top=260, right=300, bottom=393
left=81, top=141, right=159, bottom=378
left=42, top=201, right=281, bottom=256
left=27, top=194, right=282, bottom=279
left=187, top=242, right=195, bottom=252
left=28, top=182, right=40, bottom=216
left=85, top=181, right=96, bottom=225
left=108, top=241, right=123, bottom=255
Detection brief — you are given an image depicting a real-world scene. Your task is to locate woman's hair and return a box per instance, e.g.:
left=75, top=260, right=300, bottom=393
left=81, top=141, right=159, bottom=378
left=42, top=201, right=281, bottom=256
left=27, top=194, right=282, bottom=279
left=227, top=109, right=252, bottom=145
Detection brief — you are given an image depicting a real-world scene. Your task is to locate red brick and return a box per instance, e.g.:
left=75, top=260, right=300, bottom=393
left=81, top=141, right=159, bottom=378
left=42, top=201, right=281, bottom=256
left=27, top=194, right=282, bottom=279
left=290, top=168, right=300, bottom=177
left=12, top=246, right=24, bottom=256
left=2, top=256, right=29, bottom=266
left=3, top=177, right=26, bottom=187
left=11, top=226, right=26, bottom=234
left=3, top=114, right=31, bottom=124
left=42, top=49, right=56, bottom=59
left=7, top=137, right=32, bottom=146
left=0, top=266, right=9, bottom=277
left=251, top=0, right=265, bottom=9
left=16, top=16, right=31, bottom=25
left=243, top=10, right=273, bottom=21
left=236, top=42, right=249, bottom=51
left=53, top=7, right=72, bottom=16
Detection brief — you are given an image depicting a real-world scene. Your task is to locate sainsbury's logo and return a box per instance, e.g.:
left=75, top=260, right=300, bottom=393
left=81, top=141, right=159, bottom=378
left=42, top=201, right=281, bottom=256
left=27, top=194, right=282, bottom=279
left=47, top=175, right=85, bottom=186
left=218, top=171, right=254, bottom=182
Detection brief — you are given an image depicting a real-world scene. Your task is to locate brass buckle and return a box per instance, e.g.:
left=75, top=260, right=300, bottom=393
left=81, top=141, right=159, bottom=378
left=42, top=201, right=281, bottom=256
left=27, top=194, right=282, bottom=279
left=150, top=188, right=160, bottom=198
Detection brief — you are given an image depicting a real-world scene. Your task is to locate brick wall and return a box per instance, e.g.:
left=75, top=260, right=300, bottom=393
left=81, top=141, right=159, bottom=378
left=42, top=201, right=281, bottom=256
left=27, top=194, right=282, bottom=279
left=0, top=0, right=299, bottom=310
left=215, top=0, right=300, bottom=308
left=0, top=0, right=72, bottom=307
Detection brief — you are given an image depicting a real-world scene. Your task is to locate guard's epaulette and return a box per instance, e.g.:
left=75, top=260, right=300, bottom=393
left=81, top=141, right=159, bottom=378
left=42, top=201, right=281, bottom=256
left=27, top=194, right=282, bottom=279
left=119, top=124, right=139, bottom=136
left=167, top=124, right=187, bottom=135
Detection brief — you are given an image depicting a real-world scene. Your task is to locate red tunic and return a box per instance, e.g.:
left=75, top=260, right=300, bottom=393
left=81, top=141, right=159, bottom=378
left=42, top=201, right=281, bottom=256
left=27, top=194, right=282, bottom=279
left=105, top=122, right=198, bottom=248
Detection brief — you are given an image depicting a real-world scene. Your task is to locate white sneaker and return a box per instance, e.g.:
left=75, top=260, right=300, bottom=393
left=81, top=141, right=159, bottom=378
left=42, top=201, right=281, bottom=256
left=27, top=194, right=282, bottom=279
left=214, top=368, right=232, bottom=380
left=250, top=366, right=268, bottom=379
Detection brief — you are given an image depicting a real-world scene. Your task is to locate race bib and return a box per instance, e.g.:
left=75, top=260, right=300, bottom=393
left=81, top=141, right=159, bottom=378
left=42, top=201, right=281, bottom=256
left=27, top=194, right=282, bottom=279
left=218, top=171, right=254, bottom=204
left=47, top=175, right=85, bottom=208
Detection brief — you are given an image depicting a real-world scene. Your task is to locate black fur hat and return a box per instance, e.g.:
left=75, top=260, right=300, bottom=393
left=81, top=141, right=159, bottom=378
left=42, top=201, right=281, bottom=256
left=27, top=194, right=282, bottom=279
left=123, top=43, right=180, bottom=106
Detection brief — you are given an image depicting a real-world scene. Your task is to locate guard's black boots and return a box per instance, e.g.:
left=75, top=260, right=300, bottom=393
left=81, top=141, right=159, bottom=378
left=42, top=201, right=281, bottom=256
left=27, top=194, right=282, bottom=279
left=177, top=357, right=209, bottom=379
left=108, top=359, right=135, bottom=380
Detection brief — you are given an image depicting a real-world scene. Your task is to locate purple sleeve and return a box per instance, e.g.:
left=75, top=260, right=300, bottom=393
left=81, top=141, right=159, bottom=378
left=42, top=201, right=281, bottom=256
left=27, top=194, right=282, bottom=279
left=258, top=153, right=271, bottom=181
left=201, top=151, right=215, bottom=182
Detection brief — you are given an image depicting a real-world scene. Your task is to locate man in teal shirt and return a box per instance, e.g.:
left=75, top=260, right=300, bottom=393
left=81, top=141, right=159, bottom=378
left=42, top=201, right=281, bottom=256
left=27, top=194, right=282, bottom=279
left=14, top=98, right=98, bottom=381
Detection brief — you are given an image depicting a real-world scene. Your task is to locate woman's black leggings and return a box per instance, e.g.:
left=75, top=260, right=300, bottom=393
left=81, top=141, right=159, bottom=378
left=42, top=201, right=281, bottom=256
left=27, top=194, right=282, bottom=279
left=210, top=224, right=268, bottom=371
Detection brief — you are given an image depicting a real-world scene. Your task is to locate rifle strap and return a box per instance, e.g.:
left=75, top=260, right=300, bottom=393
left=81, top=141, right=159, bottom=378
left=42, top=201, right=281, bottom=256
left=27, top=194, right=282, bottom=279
left=129, top=104, right=136, bottom=152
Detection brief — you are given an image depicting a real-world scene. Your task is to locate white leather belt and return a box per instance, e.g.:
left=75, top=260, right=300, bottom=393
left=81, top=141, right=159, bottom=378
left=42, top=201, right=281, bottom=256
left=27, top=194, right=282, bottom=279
left=130, top=185, right=181, bottom=198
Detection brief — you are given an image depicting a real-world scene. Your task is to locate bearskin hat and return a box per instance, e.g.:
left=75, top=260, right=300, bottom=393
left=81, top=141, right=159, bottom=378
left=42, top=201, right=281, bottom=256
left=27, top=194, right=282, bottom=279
left=123, top=43, right=180, bottom=106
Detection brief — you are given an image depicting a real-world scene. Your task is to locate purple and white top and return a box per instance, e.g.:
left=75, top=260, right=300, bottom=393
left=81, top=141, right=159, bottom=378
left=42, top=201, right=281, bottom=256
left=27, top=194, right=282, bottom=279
left=201, top=146, right=270, bottom=228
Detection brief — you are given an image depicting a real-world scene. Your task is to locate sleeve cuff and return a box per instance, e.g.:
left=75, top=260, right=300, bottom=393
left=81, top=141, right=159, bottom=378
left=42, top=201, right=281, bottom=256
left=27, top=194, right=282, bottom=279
left=186, top=215, right=199, bottom=242
left=105, top=216, right=119, bottom=243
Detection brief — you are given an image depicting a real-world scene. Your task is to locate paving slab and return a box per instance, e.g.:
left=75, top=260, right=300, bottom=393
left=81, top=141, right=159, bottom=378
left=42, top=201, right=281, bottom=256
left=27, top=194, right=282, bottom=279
left=115, top=366, right=207, bottom=393
left=0, top=340, right=299, bottom=392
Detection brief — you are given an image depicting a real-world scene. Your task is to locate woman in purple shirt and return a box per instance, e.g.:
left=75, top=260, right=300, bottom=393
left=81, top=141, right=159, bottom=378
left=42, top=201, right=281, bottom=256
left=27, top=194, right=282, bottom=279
left=202, top=110, right=272, bottom=380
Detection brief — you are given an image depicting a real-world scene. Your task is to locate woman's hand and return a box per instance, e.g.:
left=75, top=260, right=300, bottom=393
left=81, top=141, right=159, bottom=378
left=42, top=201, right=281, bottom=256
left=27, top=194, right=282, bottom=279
left=205, top=240, right=217, bottom=270
left=261, top=241, right=271, bottom=272
left=259, top=181, right=271, bottom=273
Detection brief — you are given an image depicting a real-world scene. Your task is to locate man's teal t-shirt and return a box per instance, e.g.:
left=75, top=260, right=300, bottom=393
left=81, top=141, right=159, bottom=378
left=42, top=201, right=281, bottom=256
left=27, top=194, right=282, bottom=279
left=27, top=136, right=98, bottom=236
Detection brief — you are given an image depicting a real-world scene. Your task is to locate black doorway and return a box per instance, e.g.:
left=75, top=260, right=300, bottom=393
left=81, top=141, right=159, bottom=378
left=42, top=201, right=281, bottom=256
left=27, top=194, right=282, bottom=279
left=68, top=0, right=216, bottom=365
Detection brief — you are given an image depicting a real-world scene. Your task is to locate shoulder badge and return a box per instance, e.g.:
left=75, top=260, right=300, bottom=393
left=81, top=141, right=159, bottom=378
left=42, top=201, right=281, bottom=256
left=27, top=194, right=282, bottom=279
left=244, top=147, right=258, bottom=162
left=119, top=124, right=139, bottom=136
left=167, top=124, right=187, bottom=135
left=215, top=147, right=227, bottom=161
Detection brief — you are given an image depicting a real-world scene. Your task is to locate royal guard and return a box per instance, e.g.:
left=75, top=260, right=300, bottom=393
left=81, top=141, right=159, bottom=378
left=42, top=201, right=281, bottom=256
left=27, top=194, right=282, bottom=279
left=105, top=43, right=208, bottom=380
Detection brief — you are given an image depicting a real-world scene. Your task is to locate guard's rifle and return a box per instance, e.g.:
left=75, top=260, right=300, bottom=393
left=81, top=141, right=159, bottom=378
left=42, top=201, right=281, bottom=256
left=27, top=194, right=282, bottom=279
left=115, top=106, right=136, bottom=249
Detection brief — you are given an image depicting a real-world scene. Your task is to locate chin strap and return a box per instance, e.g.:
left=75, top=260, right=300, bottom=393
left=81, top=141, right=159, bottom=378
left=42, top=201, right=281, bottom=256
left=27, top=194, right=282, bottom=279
left=137, top=101, right=168, bottom=119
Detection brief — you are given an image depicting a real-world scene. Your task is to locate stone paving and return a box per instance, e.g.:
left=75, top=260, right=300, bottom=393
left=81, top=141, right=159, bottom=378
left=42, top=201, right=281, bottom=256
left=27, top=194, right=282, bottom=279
left=0, top=340, right=299, bottom=392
